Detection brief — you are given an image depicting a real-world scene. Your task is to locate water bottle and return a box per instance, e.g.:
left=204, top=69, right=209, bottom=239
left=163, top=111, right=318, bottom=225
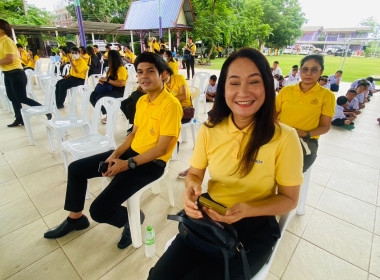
left=145, top=226, right=155, bottom=257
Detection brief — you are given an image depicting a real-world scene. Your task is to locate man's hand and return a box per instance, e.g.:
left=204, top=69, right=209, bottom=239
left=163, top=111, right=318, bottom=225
left=296, top=129, right=308, bottom=138
left=203, top=202, right=251, bottom=224
left=102, top=159, right=128, bottom=177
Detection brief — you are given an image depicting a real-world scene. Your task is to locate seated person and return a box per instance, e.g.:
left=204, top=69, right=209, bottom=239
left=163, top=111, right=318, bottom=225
left=366, top=77, right=378, bottom=95
left=205, top=75, right=218, bottom=102
left=86, top=46, right=101, bottom=76
left=120, top=86, right=146, bottom=134
left=148, top=47, right=303, bottom=280
left=277, top=75, right=285, bottom=92
left=329, top=70, right=343, bottom=92
left=332, top=96, right=356, bottom=127
left=318, top=75, right=330, bottom=89
left=16, top=44, right=28, bottom=68
left=58, top=47, right=70, bottom=75
left=285, top=65, right=299, bottom=86
left=162, top=66, right=193, bottom=123
left=79, top=46, right=90, bottom=65
left=90, top=50, right=127, bottom=123
left=273, top=74, right=279, bottom=91
left=163, top=50, right=178, bottom=75
left=102, top=44, right=111, bottom=72
left=93, top=45, right=103, bottom=61
left=24, top=48, right=39, bottom=70
left=122, top=45, right=136, bottom=64
left=55, top=47, right=88, bottom=109
left=116, top=45, right=125, bottom=58
left=355, top=81, right=369, bottom=109
left=44, top=52, right=183, bottom=250
left=351, top=78, right=374, bottom=92
left=344, top=89, right=361, bottom=115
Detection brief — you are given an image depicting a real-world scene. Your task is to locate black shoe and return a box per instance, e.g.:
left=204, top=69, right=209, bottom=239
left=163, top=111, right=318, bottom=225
left=46, top=113, right=52, bottom=120
left=117, top=210, right=145, bottom=249
left=7, top=120, right=24, bottom=127
left=44, top=215, right=90, bottom=239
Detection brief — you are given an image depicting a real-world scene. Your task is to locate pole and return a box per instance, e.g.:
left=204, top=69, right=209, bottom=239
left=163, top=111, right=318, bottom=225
left=158, top=0, right=163, bottom=40
left=341, top=43, right=350, bottom=70
left=12, top=28, right=17, bottom=43
left=130, top=30, right=135, bottom=53
left=22, top=0, right=28, bottom=18
left=140, top=31, right=144, bottom=53
left=168, top=29, right=171, bottom=51
left=74, top=0, right=86, bottom=47
left=92, top=33, right=95, bottom=43
left=177, top=30, right=180, bottom=50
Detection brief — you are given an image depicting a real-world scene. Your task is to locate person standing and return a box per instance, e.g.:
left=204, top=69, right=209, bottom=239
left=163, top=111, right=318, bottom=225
left=0, top=19, right=43, bottom=127
left=184, top=37, right=196, bottom=80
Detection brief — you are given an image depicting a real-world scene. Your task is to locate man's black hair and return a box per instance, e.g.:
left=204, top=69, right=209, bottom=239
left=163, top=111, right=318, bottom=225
left=337, top=96, right=348, bottom=106
left=134, top=52, right=167, bottom=75
left=210, top=75, right=217, bottom=81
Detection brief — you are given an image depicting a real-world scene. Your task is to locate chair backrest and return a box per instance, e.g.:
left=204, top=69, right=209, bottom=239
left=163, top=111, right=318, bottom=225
left=42, top=78, right=58, bottom=110
left=191, top=72, right=211, bottom=92
left=61, top=64, right=71, bottom=76
left=90, top=97, right=121, bottom=141
left=54, top=62, right=61, bottom=76
left=188, top=86, right=200, bottom=120
left=66, top=85, right=92, bottom=120
left=89, top=74, right=103, bottom=91
left=34, top=59, right=42, bottom=74
left=24, top=69, right=35, bottom=93
left=123, top=76, right=134, bottom=98
left=125, top=63, right=137, bottom=82
left=83, top=68, right=90, bottom=87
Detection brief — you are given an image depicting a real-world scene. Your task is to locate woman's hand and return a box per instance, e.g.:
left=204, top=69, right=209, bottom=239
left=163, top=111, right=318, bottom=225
left=203, top=202, right=251, bottom=224
left=102, top=159, right=128, bottom=177
left=99, top=77, right=107, bottom=83
left=183, top=182, right=203, bottom=219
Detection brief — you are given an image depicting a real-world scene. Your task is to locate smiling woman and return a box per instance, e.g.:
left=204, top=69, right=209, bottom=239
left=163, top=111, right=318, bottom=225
left=148, top=48, right=304, bottom=280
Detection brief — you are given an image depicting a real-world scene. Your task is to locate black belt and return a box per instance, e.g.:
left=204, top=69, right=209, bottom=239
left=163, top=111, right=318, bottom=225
left=2, top=68, right=24, bottom=74
left=152, top=159, right=166, bottom=168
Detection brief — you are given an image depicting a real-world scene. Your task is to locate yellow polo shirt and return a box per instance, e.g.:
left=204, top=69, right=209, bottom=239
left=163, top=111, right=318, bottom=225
left=132, top=88, right=183, bottom=162
left=26, top=55, right=39, bottom=69
left=165, top=74, right=192, bottom=108
left=276, top=83, right=335, bottom=139
left=125, top=52, right=135, bottom=63
left=119, top=50, right=125, bottom=57
left=190, top=116, right=303, bottom=208
left=0, top=35, right=23, bottom=71
left=168, top=60, right=178, bottom=75
left=62, top=54, right=70, bottom=63
left=20, top=49, right=28, bottom=66
left=81, top=54, right=90, bottom=65
left=104, top=51, right=108, bottom=60
left=69, top=57, right=88, bottom=79
left=107, top=66, right=128, bottom=82
left=187, top=43, right=196, bottom=56
left=149, top=42, right=160, bottom=52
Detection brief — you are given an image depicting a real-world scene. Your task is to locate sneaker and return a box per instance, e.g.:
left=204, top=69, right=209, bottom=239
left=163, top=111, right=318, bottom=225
left=342, top=124, right=355, bottom=130
left=178, top=168, right=189, bottom=179
left=117, top=210, right=145, bottom=249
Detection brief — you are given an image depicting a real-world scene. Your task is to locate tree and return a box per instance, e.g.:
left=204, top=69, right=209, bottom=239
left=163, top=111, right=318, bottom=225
left=66, top=0, right=130, bottom=23
left=261, top=0, right=306, bottom=48
left=360, top=17, right=380, bottom=38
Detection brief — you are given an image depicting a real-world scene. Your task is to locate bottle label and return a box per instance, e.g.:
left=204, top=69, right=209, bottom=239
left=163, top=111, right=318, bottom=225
left=146, top=238, right=155, bottom=246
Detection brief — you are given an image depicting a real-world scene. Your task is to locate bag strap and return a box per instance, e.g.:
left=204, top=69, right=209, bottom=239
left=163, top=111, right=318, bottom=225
left=238, top=243, right=251, bottom=280
left=220, top=247, right=230, bottom=280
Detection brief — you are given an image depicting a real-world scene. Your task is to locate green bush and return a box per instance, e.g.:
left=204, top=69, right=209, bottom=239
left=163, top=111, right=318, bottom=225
left=178, top=42, right=186, bottom=55
left=133, top=42, right=141, bottom=55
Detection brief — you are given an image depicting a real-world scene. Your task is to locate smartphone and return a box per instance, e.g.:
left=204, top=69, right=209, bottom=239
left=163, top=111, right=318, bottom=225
left=98, top=161, right=108, bottom=173
left=198, top=196, right=227, bottom=215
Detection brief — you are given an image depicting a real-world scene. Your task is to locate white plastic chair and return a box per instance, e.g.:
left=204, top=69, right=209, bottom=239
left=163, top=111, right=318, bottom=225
left=164, top=210, right=296, bottom=280
left=37, top=61, right=61, bottom=91
left=125, top=161, right=175, bottom=248
left=46, top=85, right=91, bottom=152
left=21, top=78, right=60, bottom=145
left=296, top=167, right=312, bottom=215
left=180, top=86, right=200, bottom=146
left=0, top=71, right=12, bottom=112
left=24, top=69, right=39, bottom=101
left=125, top=63, right=137, bottom=82
left=191, top=72, right=211, bottom=114
left=60, top=97, right=121, bottom=172
left=89, top=73, right=104, bottom=91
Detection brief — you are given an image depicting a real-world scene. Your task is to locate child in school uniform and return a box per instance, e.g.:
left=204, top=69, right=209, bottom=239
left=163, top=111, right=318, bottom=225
left=205, top=75, right=218, bottom=102
left=332, top=96, right=356, bottom=129
left=344, top=89, right=361, bottom=115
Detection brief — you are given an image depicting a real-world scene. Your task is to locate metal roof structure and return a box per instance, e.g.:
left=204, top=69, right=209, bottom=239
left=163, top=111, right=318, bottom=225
left=122, top=0, right=195, bottom=32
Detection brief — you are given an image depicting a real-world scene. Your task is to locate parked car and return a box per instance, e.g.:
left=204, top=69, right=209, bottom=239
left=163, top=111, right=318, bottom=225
left=314, top=48, right=323, bottom=54
left=107, top=42, right=121, bottom=50
left=334, top=48, right=353, bottom=57
left=325, top=46, right=342, bottom=55
left=86, top=40, right=107, bottom=52
left=283, top=48, right=296, bottom=54
left=299, top=45, right=316, bottom=55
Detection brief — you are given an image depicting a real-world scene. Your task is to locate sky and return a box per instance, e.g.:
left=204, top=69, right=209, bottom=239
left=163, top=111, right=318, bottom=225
left=26, top=0, right=380, bottom=28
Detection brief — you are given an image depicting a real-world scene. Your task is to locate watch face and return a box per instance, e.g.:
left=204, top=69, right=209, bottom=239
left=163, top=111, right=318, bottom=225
left=129, top=158, right=136, bottom=169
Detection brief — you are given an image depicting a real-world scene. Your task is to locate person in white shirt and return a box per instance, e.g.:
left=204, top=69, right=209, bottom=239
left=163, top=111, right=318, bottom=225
left=332, top=96, right=355, bottom=127
left=344, top=89, right=361, bottom=115
left=329, top=70, right=343, bottom=92
left=205, top=75, right=218, bottom=102
left=286, top=66, right=300, bottom=86
left=271, top=61, right=282, bottom=76
left=318, top=75, right=330, bottom=89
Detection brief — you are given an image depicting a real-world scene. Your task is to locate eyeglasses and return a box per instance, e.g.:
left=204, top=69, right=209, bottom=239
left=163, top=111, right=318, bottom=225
left=300, top=67, right=322, bottom=74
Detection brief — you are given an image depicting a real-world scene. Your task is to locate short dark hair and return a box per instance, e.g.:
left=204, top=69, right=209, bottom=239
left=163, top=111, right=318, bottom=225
left=71, top=47, right=79, bottom=53
left=93, top=45, right=98, bottom=48
left=79, top=46, right=86, bottom=54
left=336, top=70, right=343, bottom=74
left=300, top=54, right=324, bottom=71
left=366, top=77, right=374, bottom=83
left=358, top=79, right=370, bottom=87
left=126, top=45, right=132, bottom=50
left=0, top=19, right=13, bottom=38
left=347, top=89, right=357, bottom=95
left=16, top=43, right=23, bottom=48
left=337, top=96, right=348, bottom=106
left=210, top=75, right=217, bottom=81
left=188, top=36, right=193, bottom=41
left=274, top=61, right=279, bottom=64
left=164, top=50, right=174, bottom=62
left=27, top=48, right=37, bottom=57
left=292, top=64, right=298, bottom=69
left=134, top=52, right=167, bottom=75
left=106, top=44, right=111, bottom=49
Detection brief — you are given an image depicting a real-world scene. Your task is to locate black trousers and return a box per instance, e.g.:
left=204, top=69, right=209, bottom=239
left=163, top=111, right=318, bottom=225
left=64, top=149, right=164, bottom=228
left=55, top=76, right=85, bottom=107
left=185, top=56, right=195, bottom=79
left=3, top=69, right=41, bottom=122
left=148, top=206, right=280, bottom=280
left=89, top=89, right=124, bottom=114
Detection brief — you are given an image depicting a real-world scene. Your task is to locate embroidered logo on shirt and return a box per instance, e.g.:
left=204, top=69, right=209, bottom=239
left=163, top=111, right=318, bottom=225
left=311, top=99, right=319, bottom=104
left=255, top=160, right=263, bottom=164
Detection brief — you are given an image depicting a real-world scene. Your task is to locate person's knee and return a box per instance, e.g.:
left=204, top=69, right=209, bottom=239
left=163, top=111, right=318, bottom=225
left=89, top=200, right=107, bottom=223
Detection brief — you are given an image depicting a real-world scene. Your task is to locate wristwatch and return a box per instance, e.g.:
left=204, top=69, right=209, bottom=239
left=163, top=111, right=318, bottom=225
left=106, top=77, right=110, bottom=83
left=127, top=157, right=137, bottom=169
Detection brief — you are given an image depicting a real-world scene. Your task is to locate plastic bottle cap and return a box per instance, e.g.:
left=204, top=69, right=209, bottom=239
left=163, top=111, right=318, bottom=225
left=147, top=226, right=152, bottom=231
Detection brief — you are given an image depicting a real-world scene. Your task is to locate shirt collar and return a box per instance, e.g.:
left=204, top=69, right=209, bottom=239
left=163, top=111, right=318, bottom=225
left=227, top=114, right=253, bottom=134
left=142, top=87, right=169, bottom=105
left=297, top=82, right=321, bottom=94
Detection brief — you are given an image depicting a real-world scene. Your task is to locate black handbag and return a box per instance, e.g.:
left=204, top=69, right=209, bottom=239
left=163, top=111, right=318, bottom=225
left=168, top=209, right=250, bottom=280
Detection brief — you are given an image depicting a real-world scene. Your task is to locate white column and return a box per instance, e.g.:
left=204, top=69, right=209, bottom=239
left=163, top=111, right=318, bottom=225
left=12, top=28, right=17, bottom=42
left=55, top=30, right=59, bottom=46
left=186, top=31, right=188, bottom=43
left=92, top=32, right=95, bottom=42
left=149, top=32, right=151, bottom=40
left=168, top=29, right=171, bottom=50
left=130, top=30, right=135, bottom=53
left=112, top=34, right=115, bottom=42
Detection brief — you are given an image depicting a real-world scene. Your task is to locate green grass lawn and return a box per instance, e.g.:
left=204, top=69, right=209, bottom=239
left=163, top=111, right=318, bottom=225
left=195, top=54, right=380, bottom=83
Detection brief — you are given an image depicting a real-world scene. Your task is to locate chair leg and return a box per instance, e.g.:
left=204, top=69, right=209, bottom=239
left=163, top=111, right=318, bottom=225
left=181, top=126, right=188, bottom=143
left=126, top=194, right=143, bottom=248
left=85, top=187, right=91, bottom=200
left=190, top=123, right=196, bottom=147
left=167, top=178, right=175, bottom=207
left=151, top=181, right=161, bottom=194
left=61, top=149, right=70, bottom=173
left=171, top=141, right=179, bottom=161
left=22, top=114, right=35, bottom=145
left=46, top=126, right=55, bottom=152
left=203, top=94, right=207, bottom=114
left=296, top=167, right=312, bottom=215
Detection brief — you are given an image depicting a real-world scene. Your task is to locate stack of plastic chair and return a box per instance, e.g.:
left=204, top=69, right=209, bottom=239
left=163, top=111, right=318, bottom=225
left=191, top=72, right=211, bottom=114
left=0, top=70, right=12, bottom=112
left=46, top=85, right=92, bottom=152
left=24, top=69, right=39, bottom=101
left=21, top=78, right=60, bottom=145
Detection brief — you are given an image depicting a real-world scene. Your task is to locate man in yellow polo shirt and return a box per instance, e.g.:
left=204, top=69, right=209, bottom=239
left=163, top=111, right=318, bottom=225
left=44, top=52, right=183, bottom=251
left=16, top=44, right=28, bottom=67
left=123, top=45, right=135, bottom=64
left=55, top=47, right=88, bottom=108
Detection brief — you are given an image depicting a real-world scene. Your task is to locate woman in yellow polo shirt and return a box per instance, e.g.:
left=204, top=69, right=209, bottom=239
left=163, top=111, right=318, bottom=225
left=0, top=19, right=43, bottom=127
left=163, top=50, right=178, bottom=75
left=149, top=48, right=303, bottom=280
left=24, top=48, right=39, bottom=70
left=79, top=46, right=90, bottom=65
left=90, top=50, right=127, bottom=121
left=276, top=54, right=335, bottom=172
